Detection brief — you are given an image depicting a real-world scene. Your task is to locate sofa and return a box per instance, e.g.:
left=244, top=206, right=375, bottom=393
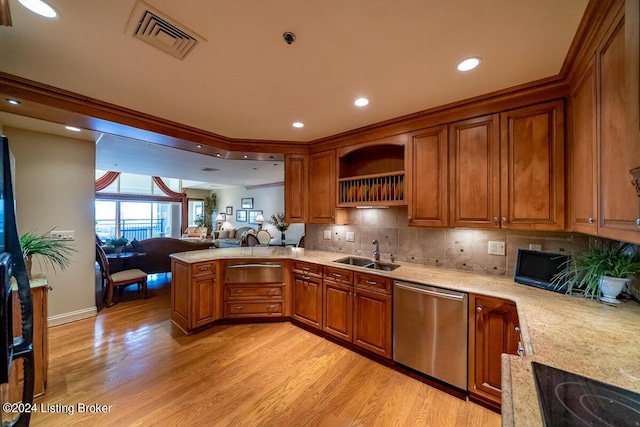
left=107, top=237, right=213, bottom=274
left=214, top=227, right=256, bottom=248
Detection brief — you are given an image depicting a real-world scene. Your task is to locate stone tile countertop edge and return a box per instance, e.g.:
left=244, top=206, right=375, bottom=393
left=171, top=248, right=640, bottom=426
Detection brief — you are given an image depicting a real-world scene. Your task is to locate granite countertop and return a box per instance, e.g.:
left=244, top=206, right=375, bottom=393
left=10, top=275, right=48, bottom=290
left=171, top=248, right=640, bottom=425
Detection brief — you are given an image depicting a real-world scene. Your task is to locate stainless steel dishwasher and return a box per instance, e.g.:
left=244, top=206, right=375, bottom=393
left=393, top=281, right=468, bottom=390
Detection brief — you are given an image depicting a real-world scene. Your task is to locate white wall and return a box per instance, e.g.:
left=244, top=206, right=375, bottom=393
left=5, top=127, right=96, bottom=325
left=215, top=185, right=304, bottom=243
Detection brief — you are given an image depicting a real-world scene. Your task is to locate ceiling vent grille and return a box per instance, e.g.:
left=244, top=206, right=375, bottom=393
left=126, top=0, right=205, bottom=60
left=202, top=167, right=220, bottom=172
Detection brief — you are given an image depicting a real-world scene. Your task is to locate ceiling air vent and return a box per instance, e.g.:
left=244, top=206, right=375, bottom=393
left=125, top=0, right=205, bottom=60
left=202, top=168, right=220, bottom=172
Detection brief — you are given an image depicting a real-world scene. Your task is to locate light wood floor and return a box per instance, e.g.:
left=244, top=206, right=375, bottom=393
left=30, top=275, right=500, bottom=427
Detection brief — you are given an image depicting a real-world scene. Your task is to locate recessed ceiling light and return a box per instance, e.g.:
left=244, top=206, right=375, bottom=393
left=216, top=153, right=221, bottom=157
left=196, top=144, right=202, bottom=148
left=18, top=0, right=58, bottom=18
left=243, top=155, right=248, bottom=159
left=457, top=57, right=481, bottom=72
left=354, top=97, right=369, bottom=107
left=6, top=99, right=20, bottom=105
left=65, top=126, right=81, bottom=132
left=292, top=122, right=304, bottom=128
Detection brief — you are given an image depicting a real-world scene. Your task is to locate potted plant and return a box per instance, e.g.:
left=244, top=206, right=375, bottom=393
left=105, top=236, right=129, bottom=255
left=19, top=231, right=77, bottom=279
left=266, top=212, right=290, bottom=242
left=552, top=241, right=640, bottom=303
left=194, top=194, right=216, bottom=235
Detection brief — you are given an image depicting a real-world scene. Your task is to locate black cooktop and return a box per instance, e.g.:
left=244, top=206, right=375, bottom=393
left=532, top=362, right=640, bottom=426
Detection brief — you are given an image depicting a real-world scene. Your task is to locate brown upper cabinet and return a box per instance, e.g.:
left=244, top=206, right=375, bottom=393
left=336, top=135, right=407, bottom=208
left=284, top=154, right=308, bottom=223
left=448, top=101, right=565, bottom=231
left=449, top=115, right=500, bottom=228
left=567, top=2, right=640, bottom=244
left=499, top=101, right=565, bottom=230
left=407, top=125, right=448, bottom=227
left=308, top=150, right=336, bottom=223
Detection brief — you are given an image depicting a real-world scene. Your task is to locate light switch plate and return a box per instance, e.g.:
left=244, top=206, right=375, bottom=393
left=50, top=230, right=75, bottom=241
left=346, top=231, right=355, bottom=242
left=323, top=230, right=331, bottom=240
left=529, top=244, right=542, bottom=251
left=488, top=241, right=505, bottom=256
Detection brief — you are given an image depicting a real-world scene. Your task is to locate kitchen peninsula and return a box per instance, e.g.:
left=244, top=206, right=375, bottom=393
left=170, top=247, right=640, bottom=426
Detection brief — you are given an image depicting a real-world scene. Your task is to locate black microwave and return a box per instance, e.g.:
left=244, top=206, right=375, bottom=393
left=514, top=249, right=570, bottom=293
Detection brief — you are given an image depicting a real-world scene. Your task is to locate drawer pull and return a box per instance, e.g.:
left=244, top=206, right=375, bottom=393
left=267, top=305, right=276, bottom=309
left=199, top=266, right=209, bottom=271
left=302, top=266, right=310, bottom=271
left=235, top=289, right=243, bottom=293
left=366, top=280, right=378, bottom=285
left=303, top=276, right=310, bottom=280
left=235, top=305, right=244, bottom=310
left=267, top=288, right=276, bottom=295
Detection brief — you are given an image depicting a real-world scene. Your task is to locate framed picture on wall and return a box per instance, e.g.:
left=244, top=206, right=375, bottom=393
left=241, top=198, right=253, bottom=209
left=249, top=210, right=263, bottom=224
left=226, top=206, right=233, bottom=215
left=236, top=210, right=247, bottom=222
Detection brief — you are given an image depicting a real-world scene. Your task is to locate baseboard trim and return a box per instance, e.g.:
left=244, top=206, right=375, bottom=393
left=48, top=306, right=97, bottom=327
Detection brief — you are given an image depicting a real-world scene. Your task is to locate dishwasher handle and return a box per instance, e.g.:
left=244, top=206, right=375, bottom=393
left=394, top=282, right=466, bottom=301
left=227, top=263, right=282, bottom=269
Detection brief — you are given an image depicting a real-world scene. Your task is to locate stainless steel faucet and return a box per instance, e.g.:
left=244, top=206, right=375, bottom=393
left=372, top=239, right=380, bottom=261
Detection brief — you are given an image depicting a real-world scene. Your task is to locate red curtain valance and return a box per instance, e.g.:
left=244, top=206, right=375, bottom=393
left=95, top=171, right=120, bottom=191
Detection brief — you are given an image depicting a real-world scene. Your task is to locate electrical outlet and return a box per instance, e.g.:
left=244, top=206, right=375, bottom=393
left=346, top=231, right=355, bottom=242
left=529, top=244, right=542, bottom=251
left=50, top=230, right=75, bottom=241
left=488, top=241, right=505, bottom=256
left=323, top=230, right=331, bottom=240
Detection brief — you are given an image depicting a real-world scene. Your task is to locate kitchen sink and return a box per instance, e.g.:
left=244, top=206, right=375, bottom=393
left=333, top=257, right=399, bottom=271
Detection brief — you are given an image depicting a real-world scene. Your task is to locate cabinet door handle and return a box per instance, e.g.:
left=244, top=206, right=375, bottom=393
left=408, top=215, right=412, bottom=220
left=493, top=216, right=499, bottom=222
left=515, top=326, right=520, bottom=333
left=501, top=216, right=508, bottom=223
left=636, top=218, right=640, bottom=227
left=476, top=306, right=483, bottom=312
left=588, top=217, right=594, bottom=224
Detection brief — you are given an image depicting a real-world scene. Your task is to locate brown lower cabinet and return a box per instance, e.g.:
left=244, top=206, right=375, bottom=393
left=468, top=294, right=520, bottom=411
left=323, top=266, right=392, bottom=359
left=291, top=261, right=323, bottom=328
left=171, top=259, right=219, bottom=333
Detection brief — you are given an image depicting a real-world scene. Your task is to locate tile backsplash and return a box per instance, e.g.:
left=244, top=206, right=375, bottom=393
left=306, top=207, right=610, bottom=278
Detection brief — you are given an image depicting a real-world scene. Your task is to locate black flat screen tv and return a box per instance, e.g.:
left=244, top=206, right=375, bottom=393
left=514, top=249, right=570, bottom=293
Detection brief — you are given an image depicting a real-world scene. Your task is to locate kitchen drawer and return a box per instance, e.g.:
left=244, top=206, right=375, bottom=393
left=225, top=302, right=282, bottom=317
left=192, top=261, right=216, bottom=278
left=224, top=284, right=283, bottom=301
left=354, top=272, right=392, bottom=294
left=292, top=261, right=322, bottom=278
left=323, top=266, right=353, bottom=285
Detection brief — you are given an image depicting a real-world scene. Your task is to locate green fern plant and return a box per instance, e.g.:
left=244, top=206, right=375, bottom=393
left=552, top=241, right=640, bottom=298
left=19, top=231, right=77, bottom=276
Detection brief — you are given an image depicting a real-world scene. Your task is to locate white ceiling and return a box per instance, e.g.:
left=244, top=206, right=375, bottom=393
left=0, top=0, right=589, bottom=184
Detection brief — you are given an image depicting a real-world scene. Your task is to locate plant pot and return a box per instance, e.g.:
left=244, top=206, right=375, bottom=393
left=115, top=246, right=124, bottom=255
left=25, top=255, right=32, bottom=279
left=280, top=232, right=286, bottom=242
left=599, top=276, right=629, bottom=304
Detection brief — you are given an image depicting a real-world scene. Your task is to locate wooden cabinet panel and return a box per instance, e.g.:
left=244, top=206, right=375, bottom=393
left=292, top=273, right=323, bottom=329
left=292, top=261, right=322, bottom=278
left=308, top=150, right=336, bottom=223
left=354, top=272, right=392, bottom=295
left=171, top=259, right=220, bottom=333
left=449, top=115, right=500, bottom=228
left=191, top=277, right=216, bottom=329
left=225, top=302, right=282, bottom=317
left=323, top=280, right=353, bottom=341
left=598, top=11, right=640, bottom=241
left=570, top=59, right=598, bottom=234
left=500, top=100, right=565, bottom=230
left=284, top=154, right=308, bottom=223
left=469, top=294, right=519, bottom=410
left=353, top=287, right=392, bottom=358
left=225, top=284, right=282, bottom=300
left=407, top=125, right=448, bottom=226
